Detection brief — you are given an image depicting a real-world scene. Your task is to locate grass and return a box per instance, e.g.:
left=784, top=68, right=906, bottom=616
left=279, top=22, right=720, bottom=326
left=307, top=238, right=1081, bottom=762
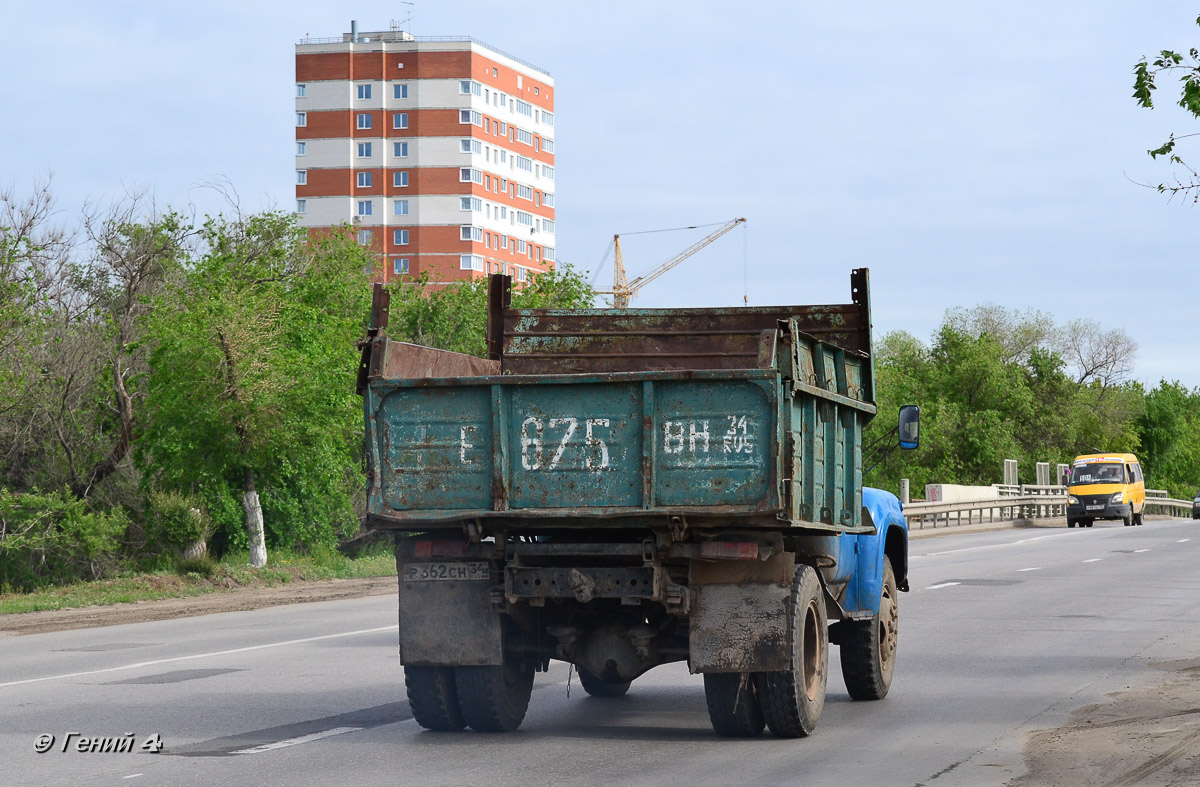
left=0, top=544, right=396, bottom=615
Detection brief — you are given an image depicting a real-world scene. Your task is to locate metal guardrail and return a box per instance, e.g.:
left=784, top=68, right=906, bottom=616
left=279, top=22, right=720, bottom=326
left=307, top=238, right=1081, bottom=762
left=903, top=485, right=1196, bottom=529
left=904, top=492, right=1067, bottom=530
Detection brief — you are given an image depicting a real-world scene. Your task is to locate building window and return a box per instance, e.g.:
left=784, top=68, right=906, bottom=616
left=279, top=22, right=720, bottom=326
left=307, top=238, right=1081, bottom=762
left=543, top=138, right=554, bottom=154
left=517, top=239, right=527, bottom=254
left=394, top=83, right=408, bottom=99
left=460, top=225, right=483, bottom=242
left=517, top=266, right=528, bottom=282
left=515, top=155, right=533, bottom=173
left=485, top=118, right=491, bottom=134
left=357, top=171, right=372, bottom=188
left=492, top=67, right=498, bottom=77
left=460, top=138, right=482, bottom=154
left=296, top=199, right=307, bottom=214
left=459, top=80, right=482, bottom=96
left=499, top=121, right=507, bottom=136
left=516, top=211, right=533, bottom=227
left=515, top=128, right=533, bottom=146
left=459, top=110, right=482, bottom=126
left=459, top=168, right=483, bottom=184
left=357, top=84, right=372, bottom=100
left=393, top=257, right=409, bottom=275
left=296, top=112, right=307, bottom=127
left=498, top=205, right=507, bottom=220
left=460, top=254, right=484, bottom=271
left=514, top=99, right=532, bottom=117
left=516, top=184, right=533, bottom=200
left=357, top=200, right=373, bottom=216
left=543, top=192, right=555, bottom=208
left=356, top=229, right=372, bottom=246
left=543, top=165, right=555, bottom=181
left=393, top=112, right=408, bottom=129
left=357, top=113, right=372, bottom=129
left=500, top=235, right=508, bottom=250
left=393, top=141, right=408, bottom=157
left=296, top=84, right=307, bottom=97
left=394, top=229, right=410, bottom=245
left=296, top=141, right=306, bottom=156
left=357, top=142, right=372, bottom=158
left=394, top=171, right=409, bottom=187
left=394, top=199, right=409, bottom=216
left=458, top=196, right=481, bottom=211
left=544, top=247, right=555, bottom=262
left=296, top=170, right=307, bottom=185
left=542, top=111, right=554, bottom=127
left=543, top=219, right=555, bottom=234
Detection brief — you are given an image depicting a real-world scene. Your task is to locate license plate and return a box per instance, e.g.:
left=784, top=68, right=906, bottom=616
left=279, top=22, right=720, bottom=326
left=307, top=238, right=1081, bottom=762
left=403, top=562, right=489, bottom=582
left=1086, top=505, right=1104, bottom=511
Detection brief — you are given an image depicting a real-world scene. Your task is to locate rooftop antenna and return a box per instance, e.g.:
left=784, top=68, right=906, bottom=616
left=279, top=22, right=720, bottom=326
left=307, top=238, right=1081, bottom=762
left=391, top=2, right=414, bottom=33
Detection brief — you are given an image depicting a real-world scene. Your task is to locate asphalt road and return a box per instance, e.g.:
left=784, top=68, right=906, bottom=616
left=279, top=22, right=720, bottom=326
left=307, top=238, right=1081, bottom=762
left=3, top=518, right=1199, bottom=786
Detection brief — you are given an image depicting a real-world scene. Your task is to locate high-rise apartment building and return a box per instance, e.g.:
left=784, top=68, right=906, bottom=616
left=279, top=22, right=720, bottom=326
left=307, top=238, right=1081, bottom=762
left=295, top=24, right=556, bottom=284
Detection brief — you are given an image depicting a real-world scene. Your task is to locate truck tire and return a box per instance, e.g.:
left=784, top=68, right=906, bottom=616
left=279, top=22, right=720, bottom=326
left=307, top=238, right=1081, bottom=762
left=454, top=659, right=535, bottom=732
left=1067, top=519, right=1076, bottom=528
left=577, top=667, right=631, bottom=698
left=703, top=672, right=765, bottom=737
left=838, top=557, right=898, bottom=701
left=755, top=564, right=828, bottom=738
left=404, top=666, right=466, bottom=731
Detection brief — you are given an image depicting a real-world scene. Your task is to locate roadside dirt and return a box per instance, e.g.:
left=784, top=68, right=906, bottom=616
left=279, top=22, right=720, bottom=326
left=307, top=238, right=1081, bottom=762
left=0, top=576, right=397, bottom=637
left=1012, top=658, right=1200, bottom=786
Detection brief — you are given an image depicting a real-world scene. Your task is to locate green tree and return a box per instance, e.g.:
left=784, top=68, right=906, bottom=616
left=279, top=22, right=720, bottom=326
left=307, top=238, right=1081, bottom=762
left=386, top=265, right=596, bottom=356
left=1132, top=14, right=1200, bottom=200
left=138, top=214, right=372, bottom=566
left=1136, top=381, right=1200, bottom=497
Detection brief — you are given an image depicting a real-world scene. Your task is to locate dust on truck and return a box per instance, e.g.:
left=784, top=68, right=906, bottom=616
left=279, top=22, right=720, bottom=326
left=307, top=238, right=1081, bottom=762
left=357, top=268, right=913, bottom=737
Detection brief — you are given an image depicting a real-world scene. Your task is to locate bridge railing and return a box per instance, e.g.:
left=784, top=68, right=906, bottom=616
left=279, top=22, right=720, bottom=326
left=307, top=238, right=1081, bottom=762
left=903, top=486, right=1066, bottom=530
left=903, top=485, right=1195, bottom=529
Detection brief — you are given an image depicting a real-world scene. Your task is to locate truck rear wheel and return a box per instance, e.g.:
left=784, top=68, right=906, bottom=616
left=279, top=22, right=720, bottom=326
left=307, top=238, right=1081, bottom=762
left=755, top=564, right=828, bottom=738
left=454, top=658, right=535, bottom=732
left=577, top=667, right=631, bottom=698
left=404, top=666, right=466, bottom=731
left=839, top=557, right=898, bottom=701
left=703, top=672, right=765, bottom=737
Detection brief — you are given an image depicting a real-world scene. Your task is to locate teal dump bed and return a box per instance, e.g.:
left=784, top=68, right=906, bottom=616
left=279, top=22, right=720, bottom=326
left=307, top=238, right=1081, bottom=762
left=360, top=270, right=877, bottom=533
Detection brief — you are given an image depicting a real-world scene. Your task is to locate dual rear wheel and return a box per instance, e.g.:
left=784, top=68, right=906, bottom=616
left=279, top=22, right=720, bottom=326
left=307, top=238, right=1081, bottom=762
left=405, top=658, right=534, bottom=733
left=703, top=560, right=898, bottom=738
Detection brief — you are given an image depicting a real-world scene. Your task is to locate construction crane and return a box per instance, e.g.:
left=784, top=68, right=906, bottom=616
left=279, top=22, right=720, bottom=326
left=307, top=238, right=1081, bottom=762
left=597, top=217, right=746, bottom=308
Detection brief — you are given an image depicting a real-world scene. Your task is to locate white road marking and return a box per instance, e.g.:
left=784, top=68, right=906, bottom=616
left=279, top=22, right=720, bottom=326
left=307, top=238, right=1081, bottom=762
left=1017, top=567, right=1042, bottom=572
left=919, top=532, right=1073, bottom=558
left=0, top=626, right=398, bottom=689
left=233, top=726, right=362, bottom=755
left=925, top=582, right=962, bottom=590
left=1134, top=549, right=1151, bottom=553
left=1083, top=558, right=1103, bottom=563
left=1178, top=539, right=1191, bottom=543
left=123, top=775, right=143, bottom=780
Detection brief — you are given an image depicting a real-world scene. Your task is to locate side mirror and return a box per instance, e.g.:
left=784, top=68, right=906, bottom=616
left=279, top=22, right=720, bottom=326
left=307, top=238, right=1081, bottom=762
left=898, top=405, right=920, bottom=450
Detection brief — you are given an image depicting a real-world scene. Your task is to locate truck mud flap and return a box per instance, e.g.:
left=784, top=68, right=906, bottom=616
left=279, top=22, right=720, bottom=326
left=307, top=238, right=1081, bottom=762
left=688, top=552, right=792, bottom=673
left=397, top=575, right=502, bottom=666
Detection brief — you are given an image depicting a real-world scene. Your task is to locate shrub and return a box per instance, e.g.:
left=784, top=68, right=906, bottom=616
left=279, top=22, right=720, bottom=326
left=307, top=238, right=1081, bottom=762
left=0, top=488, right=128, bottom=591
left=144, top=491, right=213, bottom=556
left=175, top=555, right=217, bottom=578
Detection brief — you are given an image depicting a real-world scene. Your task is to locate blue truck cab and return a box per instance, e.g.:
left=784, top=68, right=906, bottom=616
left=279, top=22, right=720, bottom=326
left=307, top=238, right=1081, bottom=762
left=358, top=269, right=914, bottom=737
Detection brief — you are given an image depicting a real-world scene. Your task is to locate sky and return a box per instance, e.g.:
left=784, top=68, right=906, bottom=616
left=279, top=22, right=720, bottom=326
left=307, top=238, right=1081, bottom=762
left=2, top=1, right=1197, bottom=387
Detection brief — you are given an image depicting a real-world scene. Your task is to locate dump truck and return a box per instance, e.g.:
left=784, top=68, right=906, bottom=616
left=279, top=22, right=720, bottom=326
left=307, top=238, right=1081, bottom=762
left=356, top=268, right=915, bottom=737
